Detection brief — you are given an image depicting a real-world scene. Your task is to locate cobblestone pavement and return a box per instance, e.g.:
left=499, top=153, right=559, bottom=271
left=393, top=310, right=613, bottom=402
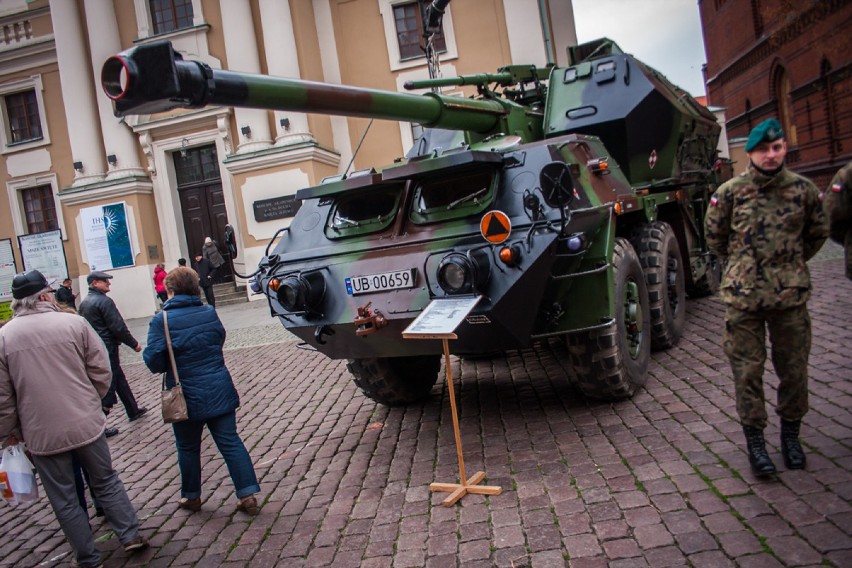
left=3, top=258, right=850, bottom=567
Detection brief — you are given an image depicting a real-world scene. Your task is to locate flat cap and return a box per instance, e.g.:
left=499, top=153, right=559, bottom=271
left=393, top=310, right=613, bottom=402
left=745, top=118, right=784, bottom=152
left=11, top=270, right=55, bottom=299
left=86, top=270, right=114, bottom=284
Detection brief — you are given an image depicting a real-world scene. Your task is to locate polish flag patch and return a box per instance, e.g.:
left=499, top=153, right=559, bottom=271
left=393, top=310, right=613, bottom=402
left=832, top=183, right=843, bottom=193
left=710, top=196, right=719, bottom=207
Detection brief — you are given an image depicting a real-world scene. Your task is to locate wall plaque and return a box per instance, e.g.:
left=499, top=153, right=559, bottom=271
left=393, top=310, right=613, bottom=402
left=253, top=195, right=302, bottom=222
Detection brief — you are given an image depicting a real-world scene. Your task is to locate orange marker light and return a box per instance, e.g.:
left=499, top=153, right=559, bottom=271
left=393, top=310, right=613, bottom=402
left=499, top=246, right=515, bottom=264
left=614, top=202, right=623, bottom=215
left=269, top=278, right=281, bottom=291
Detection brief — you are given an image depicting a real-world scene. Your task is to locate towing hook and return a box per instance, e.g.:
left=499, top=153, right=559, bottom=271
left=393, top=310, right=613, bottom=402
left=315, top=325, right=335, bottom=345
left=354, top=302, right=388, bottom=337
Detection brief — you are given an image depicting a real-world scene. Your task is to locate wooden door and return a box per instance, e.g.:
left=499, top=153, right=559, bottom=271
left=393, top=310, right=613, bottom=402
left=175, top=145, right=233, bottom=282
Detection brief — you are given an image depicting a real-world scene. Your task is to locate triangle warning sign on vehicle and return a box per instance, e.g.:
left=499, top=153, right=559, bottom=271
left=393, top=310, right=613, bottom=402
left=480, top=211, right=511, bottom=244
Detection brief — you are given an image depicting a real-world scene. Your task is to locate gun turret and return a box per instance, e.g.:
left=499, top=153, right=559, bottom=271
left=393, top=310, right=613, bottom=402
left=101, top=41, right=544, bottom=141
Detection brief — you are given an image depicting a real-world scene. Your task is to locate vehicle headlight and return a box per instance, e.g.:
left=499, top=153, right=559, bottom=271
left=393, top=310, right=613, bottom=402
left=437, top=251, right=491, bottom=294
left=276, top=272, right=326, bottom=313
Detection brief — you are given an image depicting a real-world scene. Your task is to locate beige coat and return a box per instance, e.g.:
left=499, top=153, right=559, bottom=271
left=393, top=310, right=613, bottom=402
left=0, top=304, right=111, bottom=455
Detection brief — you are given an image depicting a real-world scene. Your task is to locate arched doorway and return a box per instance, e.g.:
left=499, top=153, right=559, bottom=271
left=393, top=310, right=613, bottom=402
left=175, top=144, right=233, bottom=283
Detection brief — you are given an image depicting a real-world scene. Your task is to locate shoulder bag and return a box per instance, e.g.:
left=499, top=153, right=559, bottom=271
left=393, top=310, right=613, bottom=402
left=161, top=310, right=189, bottom=423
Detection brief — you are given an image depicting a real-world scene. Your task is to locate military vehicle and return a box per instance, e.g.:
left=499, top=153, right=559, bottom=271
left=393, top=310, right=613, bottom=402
left=101, top=32, right=723, bottom=406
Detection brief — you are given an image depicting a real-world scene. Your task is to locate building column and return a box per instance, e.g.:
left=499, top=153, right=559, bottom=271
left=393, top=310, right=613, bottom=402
left=219, top=0, right=273, bottom=153
left=258, top=0, right=313, bottom=146
left=48, top=0, right=106, bottom=186
left=83, top=0, right=147, bottom=180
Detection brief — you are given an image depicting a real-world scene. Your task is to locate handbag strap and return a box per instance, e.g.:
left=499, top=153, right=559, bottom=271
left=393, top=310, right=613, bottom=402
left=162, top=310, right=180, bottom=386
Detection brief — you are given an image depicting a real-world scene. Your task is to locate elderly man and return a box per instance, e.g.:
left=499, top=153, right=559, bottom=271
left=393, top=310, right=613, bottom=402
left=0, top=270, right=147, bottom=567
left=705, top=118, right=828, bottom=477
left=78, top=271, right=147, bottom=435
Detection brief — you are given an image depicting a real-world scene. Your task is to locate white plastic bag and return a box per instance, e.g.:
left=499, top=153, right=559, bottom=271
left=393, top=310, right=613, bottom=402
left=0, top=444, right=39, bottom=505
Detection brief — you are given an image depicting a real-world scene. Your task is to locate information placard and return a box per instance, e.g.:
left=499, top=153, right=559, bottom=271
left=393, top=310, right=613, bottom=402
left=402, top=296, right=482, bottom=339
left=18, top=230, right=67, bottom=288
left=0, top=238, right=15, bottom=301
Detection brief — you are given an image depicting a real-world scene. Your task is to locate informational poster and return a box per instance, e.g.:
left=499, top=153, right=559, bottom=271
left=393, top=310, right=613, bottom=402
left=18, top=230, right=67, bottom=288
left=80, top=202, right=134, bottom=270
left=403, top=296, right=482, bottom=338
left=0, top=238, right=15, bottom=302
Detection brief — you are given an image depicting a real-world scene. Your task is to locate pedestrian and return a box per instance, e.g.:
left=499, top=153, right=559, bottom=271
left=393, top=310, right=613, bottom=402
left=0, top=270, right=148, bottom=566
left=705, top=118, right=828, bottom=477
left=153, top=263, right=168, bottom=304
left=78, top=271, right=148, bottom=437
left=55, top=278, right=78, bottom=311
left=142, top=267, right=260, bottom=515
left=202, top=237, right=225, bottom=283
left=194, top=255, right=216, bottom=308
left=177, top=257, right=187, bottom=267
left=824, top=161, right=852, bottom=280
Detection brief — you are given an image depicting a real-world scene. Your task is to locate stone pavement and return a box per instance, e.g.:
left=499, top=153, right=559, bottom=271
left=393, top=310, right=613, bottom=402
left=2, top=257, right=850, bottom=567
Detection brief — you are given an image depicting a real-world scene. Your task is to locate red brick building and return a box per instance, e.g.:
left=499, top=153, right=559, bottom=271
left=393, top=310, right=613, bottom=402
left=699, top=0, right=851, bottom=187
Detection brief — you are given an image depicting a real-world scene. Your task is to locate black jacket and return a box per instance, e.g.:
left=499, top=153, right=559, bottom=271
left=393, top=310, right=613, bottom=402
left=78, top=288, right=139, bottom=350
left=195, top=258, right=214, bottom=288
left=55, top=286, right=76, bottom=310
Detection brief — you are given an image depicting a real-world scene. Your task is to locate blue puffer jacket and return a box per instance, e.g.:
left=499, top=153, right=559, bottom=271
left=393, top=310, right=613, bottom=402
left=143, top=295, right=239, bottom=421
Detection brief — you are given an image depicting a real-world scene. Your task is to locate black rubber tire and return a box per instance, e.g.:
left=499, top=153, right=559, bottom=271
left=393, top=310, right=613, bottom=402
left=347, top=355, right=441, bottom=406
left=634, top=222, right=686, bottom=350
left=566, top=238, right=651, bottom=400
left=687, top=253, right=721, bottom=298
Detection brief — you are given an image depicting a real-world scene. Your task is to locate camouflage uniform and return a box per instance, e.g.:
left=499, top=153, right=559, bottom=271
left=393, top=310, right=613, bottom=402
left=824, top=161, right=852, bottom=279
left=705, top=164, right=827, bottom=429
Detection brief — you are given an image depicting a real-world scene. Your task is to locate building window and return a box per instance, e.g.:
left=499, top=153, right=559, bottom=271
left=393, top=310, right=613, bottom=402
left=773, top=66, right=797, bottom=146
left=21, top=185, right=58, bottom=234
left=4, top=89, right=42, bottom=144
left=149, top=0, right=194, bottom=35
left=393, top=1, right=446, bottom=60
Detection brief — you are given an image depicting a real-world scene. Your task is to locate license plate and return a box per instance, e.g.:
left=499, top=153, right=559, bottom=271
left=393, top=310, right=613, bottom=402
left=345, top=268, right=416, bottom=295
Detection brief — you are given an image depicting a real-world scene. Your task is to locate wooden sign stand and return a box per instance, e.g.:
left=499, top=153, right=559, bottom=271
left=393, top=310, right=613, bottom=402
left=431, top=336, right=502, bottom=506
left=402, top=296, right=501, bottom=506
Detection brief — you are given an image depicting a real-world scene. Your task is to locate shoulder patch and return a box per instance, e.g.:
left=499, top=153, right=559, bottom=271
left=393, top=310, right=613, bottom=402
left=710, top=196, right=719, bottom=207
left=832, top=183, right=842, bottom=193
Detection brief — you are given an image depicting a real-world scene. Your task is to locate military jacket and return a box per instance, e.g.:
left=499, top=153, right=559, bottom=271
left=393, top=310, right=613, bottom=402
left=705, top=165, right=827, bottom=311
left=824, top=161, right=852, bottom=279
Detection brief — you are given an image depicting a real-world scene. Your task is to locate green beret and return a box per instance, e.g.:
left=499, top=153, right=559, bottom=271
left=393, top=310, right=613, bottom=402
left=745, top=118, right=784, bottom=152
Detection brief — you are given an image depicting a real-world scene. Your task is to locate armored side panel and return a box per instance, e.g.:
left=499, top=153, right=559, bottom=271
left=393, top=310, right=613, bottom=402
left=544, top=40, right=720, bottom=186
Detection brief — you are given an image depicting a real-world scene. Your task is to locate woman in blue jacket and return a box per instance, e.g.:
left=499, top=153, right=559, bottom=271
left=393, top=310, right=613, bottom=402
left=143, top=267, right=259, bottom=515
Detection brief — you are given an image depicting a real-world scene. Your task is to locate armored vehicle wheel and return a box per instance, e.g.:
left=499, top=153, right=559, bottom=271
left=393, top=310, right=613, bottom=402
left=635, top=222, right=685, bottom=350
left=348, top=355, right=442, bottom=406
left=566, top=238, right=651, bottom=400
left=687, top=253, right=721, bottom=298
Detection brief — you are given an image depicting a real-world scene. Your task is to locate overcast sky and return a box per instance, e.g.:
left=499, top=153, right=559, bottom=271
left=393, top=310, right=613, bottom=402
left=571, top=0, right=708, bottom=97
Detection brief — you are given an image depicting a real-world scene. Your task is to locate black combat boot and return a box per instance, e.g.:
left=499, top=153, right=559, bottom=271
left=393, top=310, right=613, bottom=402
left=780, top=420, right=806, bottom=469
left=743, top=425, right=776, bottom=477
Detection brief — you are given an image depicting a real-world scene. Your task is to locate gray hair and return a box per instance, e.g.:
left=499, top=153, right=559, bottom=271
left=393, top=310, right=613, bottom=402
left=10, top=287, right=55, bottom=313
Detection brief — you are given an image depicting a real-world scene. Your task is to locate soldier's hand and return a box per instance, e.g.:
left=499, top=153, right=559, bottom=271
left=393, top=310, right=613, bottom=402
left=134, top=344, right=142, bottom=352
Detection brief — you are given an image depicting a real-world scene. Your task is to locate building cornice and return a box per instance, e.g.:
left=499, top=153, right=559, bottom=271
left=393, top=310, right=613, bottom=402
left=57, top=176, right=154, bottom=206
left=222, top=143, right=341, bottom=175
left=0, top=36, right=56, bottom=74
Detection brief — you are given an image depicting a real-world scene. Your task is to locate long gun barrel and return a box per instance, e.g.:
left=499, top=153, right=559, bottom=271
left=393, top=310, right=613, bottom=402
left=101, top=41, right=509, bottom=134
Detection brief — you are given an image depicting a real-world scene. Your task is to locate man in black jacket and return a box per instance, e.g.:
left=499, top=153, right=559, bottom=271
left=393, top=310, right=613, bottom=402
left=55, top=278, right=77, bottom=311
left=194, top=255, right=216, bottom=308
left=78, top=271, right=147, bottom=435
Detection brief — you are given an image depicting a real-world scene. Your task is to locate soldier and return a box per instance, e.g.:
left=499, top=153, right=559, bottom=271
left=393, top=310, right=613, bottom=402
left=705, top=118, right=828, bottom=477
left=824, top=161, right=852, bottom=279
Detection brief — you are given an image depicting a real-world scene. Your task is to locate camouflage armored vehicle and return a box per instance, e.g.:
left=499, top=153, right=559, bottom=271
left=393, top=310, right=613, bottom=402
left=101, top=35, right=723, bottom=406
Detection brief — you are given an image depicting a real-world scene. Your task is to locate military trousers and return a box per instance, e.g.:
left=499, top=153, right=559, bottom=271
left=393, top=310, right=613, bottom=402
left=723, top=304, right=810, bottom=429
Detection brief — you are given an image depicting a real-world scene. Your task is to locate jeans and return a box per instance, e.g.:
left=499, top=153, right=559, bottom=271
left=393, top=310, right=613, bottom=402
left=34, top=436, right=140, bottom=567
left=102, top=345, right=141, bottom=418
left=172, top=411, right=258, bottom=499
